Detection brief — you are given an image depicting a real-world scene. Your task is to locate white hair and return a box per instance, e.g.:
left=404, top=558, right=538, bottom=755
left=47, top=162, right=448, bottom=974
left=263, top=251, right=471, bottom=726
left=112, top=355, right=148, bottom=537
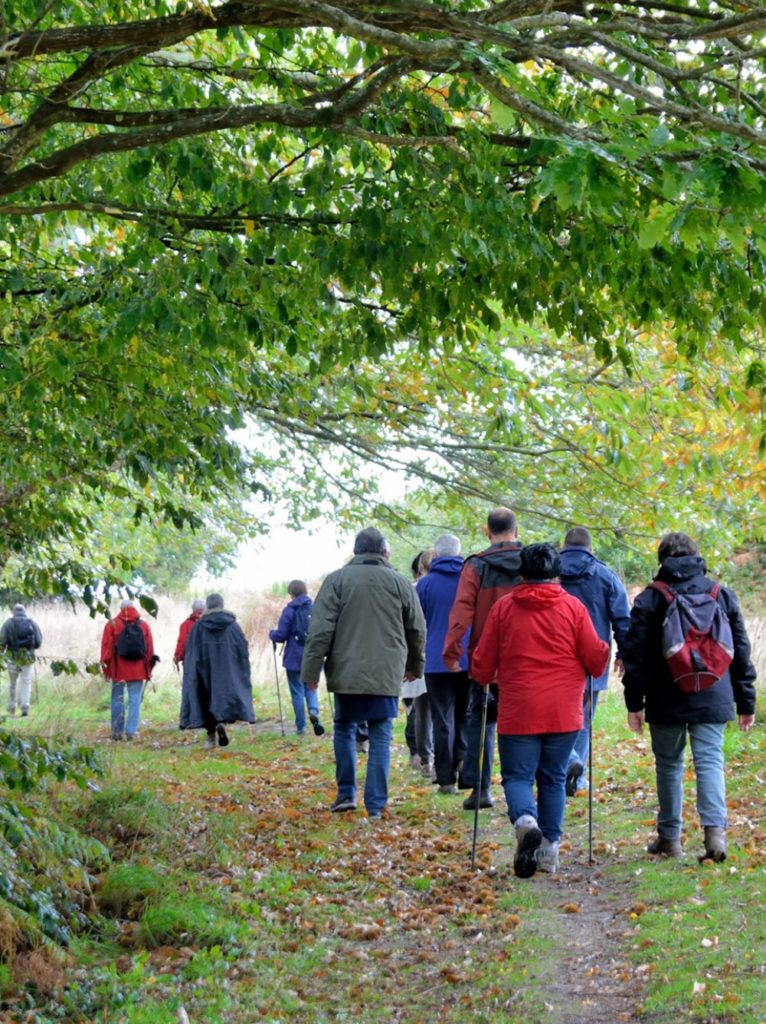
left=433, top=533, right=461, bottom=557
left=120, top=599, right=137, bottom=610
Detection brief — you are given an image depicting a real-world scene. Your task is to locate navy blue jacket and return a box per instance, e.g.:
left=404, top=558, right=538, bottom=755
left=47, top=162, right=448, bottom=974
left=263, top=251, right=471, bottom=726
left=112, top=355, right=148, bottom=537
left=180, top=610, right=255, bottom=728
left=269, top=594, right=313, bottom=673
left=416, top=556, right=469, bottom=673
left=559, top=546, right=631, bottom=690
left=622, top=555, right=757, bottom=725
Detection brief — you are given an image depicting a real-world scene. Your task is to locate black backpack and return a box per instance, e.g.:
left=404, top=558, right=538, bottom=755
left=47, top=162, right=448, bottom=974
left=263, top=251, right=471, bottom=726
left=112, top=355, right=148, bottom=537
left=116, top=620, right=146, bottom=661
left=9, top=618, right=36, bottom=652
left=292, top=603, right=311, bottom=645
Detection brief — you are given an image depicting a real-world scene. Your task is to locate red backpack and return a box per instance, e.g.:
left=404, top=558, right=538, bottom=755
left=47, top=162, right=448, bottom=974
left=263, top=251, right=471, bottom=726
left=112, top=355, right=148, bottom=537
left=650, top=580, right=734, bottom=694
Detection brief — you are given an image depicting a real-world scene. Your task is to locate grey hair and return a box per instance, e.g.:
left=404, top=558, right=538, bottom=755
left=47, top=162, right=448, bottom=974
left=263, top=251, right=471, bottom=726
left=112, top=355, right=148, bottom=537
left=206, top=593, right=225, bottom=610
left=353, top=527, right=388, bottom=556
left=433, top=533, right=461, bottom=557
left=120, top=599, right=136, bottom=610
left=192, top=598, right=206, bottom=612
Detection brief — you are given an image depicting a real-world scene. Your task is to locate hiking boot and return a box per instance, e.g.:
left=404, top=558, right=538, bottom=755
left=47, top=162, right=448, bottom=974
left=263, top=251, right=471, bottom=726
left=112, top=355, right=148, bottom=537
left=409, top=753, right=421, bottom=769
left=535, top=837, right=560, bottom=874
left=421, top=760, right=436, bottom=781
left=7, top=705, right=14, bottom=716
left=437, top=783, right=458, bottom=795
left=125, top=733, right=136, bottom=741
left=513, top=815, right=543, bottom=879
left=701, top=827, right=727, bottom=863
left=20, top=706, right=29, bottom=717
left=356, top=739, right=369, bottom=755
left=330, top=796, right=357, bottom=813
left=204, top=731, right=217, bottom=750
left=111, top=732, right=124, bottom=742
left=565, top=761, right=584, bottom=797
left=647, top=834, right=683, bottom=857
left=309, top=713, right=325, bottom=737
left=462, top=789, right=494, bottom=811
left=216, top=724, right=230, bottom=748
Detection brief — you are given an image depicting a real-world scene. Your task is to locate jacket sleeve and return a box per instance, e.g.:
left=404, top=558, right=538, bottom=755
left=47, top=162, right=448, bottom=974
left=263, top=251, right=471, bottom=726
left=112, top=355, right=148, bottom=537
left=620, top=588, right=657, bottom=713
left=269, top=605, right=293, bottom=645
left=607, top=576, right=632, bottom=653
left=722, top=587, right=757, bottom=715
left=470, top=602, right=500, bottom=685
left=142, top=621, right=155, bottom=679
left=100, top=622, right=116, bottom=679
left=402, top=583, right=426, bottom=678
left=574, top=605, right=610, bottom=679
left=443, top=560, right=478, bottom=665
left=300, top=576, right=339, bottom=685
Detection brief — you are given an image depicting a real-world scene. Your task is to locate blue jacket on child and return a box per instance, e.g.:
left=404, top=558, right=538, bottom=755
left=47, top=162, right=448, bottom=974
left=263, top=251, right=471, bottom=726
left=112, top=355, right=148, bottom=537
left=269, top=594, right=313, bottom=673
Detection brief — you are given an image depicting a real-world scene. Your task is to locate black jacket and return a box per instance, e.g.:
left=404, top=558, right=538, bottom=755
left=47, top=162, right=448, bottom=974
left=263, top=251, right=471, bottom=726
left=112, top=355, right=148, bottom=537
left=622, top=555, right=757, bottom=724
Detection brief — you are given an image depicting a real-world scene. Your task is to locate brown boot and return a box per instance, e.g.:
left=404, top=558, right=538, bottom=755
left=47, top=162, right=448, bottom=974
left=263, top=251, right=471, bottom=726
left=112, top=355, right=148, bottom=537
left=647, top=834, right=683, bottom=857
left=700, top=827, right=727, bottom=863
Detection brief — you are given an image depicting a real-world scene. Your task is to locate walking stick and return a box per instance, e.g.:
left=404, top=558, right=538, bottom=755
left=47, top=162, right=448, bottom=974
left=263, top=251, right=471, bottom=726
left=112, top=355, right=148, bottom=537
left=471, top=684, right=490, bottom=870
left=587, top=674, right=594, bottom=865
left=272, top=644, right=286, bottom=737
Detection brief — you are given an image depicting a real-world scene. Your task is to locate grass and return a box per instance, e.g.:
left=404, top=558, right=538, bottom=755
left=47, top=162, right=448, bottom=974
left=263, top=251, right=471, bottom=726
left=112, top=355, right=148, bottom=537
left=0, top=665, right=764, bottom=1023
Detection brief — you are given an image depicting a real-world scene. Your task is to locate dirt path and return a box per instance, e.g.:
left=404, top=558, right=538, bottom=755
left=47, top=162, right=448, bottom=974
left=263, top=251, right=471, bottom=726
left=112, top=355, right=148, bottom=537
left=478, top=807, right=644, bottom=1024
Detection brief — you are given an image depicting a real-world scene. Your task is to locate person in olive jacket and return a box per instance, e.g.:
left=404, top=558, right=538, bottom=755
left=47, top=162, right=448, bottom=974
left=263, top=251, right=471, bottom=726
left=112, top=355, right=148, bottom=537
left=301, top=527, right=426, bottom=818
left=621, top=532, right=756, bottom=863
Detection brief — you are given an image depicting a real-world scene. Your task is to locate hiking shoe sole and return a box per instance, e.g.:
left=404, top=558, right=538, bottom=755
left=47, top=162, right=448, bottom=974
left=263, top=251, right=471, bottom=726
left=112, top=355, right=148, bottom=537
left=565, top=762, right=583, bottom=798
left=514, top=826, right=543, bottom=879
left=309, top=714, right=325, bottom=736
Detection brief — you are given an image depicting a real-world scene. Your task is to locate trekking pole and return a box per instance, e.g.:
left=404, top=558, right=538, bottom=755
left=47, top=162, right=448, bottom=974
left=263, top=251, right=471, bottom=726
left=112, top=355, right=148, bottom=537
left=471, top=684, right=490, bottom=871
left=587, top=674, right=594, bottom=865
left=272, top=644, right=286, bottom=737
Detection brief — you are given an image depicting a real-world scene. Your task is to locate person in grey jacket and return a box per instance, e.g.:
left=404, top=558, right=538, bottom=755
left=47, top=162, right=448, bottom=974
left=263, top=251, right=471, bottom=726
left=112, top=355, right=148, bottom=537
left=302, top=527, right=426, bottom=818
left=0, top=604, right=42, bottom=716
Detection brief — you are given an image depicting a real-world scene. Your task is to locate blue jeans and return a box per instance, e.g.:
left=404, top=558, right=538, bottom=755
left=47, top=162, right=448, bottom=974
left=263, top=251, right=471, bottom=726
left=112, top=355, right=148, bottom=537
left=111, top=681, right=143, bottom=737
left=498, top=731, right=579, bottom=842
left=334, top=717, right=393, bottom=815
left=566, top=689, right=601, bottom=789
left=285, top=669, right=320, bottom=733
left=649, top=722, right=727, bottom=838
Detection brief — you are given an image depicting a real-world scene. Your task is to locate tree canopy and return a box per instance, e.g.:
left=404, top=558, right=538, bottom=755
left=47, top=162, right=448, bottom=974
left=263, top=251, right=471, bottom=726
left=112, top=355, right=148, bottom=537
left=3, top=0, right=766, bottom=587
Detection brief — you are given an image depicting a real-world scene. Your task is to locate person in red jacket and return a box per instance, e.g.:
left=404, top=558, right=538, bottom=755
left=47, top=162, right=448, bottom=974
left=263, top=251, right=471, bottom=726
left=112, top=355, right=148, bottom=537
left=173, top=598, right=205, bottom=667
left=101, top=599, right=156, bottom=741
left=472, top=544, right=609, bottom=878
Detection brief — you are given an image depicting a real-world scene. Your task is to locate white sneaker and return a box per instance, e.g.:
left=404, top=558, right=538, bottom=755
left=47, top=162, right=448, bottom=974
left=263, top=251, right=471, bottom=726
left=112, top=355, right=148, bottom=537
left=535, top=837, right=560, bottom=874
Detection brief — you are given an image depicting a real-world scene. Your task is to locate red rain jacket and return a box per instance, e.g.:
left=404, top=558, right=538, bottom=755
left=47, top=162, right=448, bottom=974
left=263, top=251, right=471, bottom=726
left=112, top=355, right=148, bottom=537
left=101, top=607, right=155, bottom=683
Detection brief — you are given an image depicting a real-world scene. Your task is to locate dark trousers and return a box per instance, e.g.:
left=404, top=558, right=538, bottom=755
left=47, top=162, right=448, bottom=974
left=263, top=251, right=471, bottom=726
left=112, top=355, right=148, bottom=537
left=403, top=693, right=433, bottom=763
left=425, top=671, right=470, bottom=786
left=460, top=679, right=498, bottom=792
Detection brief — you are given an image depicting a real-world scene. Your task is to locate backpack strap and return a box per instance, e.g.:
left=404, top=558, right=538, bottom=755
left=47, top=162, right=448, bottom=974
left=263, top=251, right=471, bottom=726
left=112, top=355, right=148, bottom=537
left=649, top=580, right=675, bottom=603
left=709, top=583, right=721, bottom=601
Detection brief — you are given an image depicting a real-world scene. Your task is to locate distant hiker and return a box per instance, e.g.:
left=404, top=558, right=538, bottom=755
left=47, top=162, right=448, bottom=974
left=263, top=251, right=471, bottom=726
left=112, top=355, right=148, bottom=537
left=403, top=551, right=434, bottom=778
left=173, top=598, right=205, bottom=668
left=269, top=580, right=324, bottom=736
left=180, top=593, right=255, bottom=750
left=0, top=603, right=42, bottom=717
left=621, top=532, right=756, bottom=863
left=472, top=543, right=609, bottom=878
left=443, top=507, right=523, bottom=811
left=302, top=527, right=426, bottom=818
left=559, top=526, right=631, bottom=797
left=100, top=599, right=156, bottom=741
left=416, top=535, right=469, bottom=795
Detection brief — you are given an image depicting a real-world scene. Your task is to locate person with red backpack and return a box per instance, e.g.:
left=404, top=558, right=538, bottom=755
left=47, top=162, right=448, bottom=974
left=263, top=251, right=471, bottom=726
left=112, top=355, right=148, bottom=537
left=622, top=532, right=757, bottom=862
left=101, top=599, right=156, bottom=741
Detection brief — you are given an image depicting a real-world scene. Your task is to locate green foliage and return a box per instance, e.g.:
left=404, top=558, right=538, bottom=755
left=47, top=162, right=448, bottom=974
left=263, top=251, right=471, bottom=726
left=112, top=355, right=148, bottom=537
left=97, top=863, right=165, bottom=918
left=138, top=898, right=242, bottom=949
left=0, top=733, right=101, bottom=792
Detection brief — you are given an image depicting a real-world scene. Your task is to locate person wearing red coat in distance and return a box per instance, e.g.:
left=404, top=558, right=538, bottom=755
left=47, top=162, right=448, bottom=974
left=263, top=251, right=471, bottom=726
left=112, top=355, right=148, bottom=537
left=101, top=599, right=156, bottom=741
left=173, top=598, right=205, bottom=668
left=472, top=544, right=609, bottom=879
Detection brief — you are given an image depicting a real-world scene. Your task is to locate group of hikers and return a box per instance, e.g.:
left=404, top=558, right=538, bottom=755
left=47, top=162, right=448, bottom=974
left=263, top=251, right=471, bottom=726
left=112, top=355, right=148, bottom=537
left=1, top=506, right=757, bottom=879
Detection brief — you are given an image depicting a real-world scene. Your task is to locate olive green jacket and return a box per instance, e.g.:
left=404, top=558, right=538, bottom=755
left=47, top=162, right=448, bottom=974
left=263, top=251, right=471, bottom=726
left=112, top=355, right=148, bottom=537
left=301, top=554, right=426, bottom=696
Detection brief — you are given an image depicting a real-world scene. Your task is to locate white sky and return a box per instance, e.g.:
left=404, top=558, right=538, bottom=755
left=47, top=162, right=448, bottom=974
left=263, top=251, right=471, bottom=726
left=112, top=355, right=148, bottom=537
left=223, top=521, right=355, bottom=589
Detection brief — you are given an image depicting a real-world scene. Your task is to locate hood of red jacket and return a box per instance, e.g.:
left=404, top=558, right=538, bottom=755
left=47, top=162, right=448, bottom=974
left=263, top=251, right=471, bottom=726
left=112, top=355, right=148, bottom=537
left=117, top=606, right=141, bottom=623
left=507, top=581, right=566, bottom=608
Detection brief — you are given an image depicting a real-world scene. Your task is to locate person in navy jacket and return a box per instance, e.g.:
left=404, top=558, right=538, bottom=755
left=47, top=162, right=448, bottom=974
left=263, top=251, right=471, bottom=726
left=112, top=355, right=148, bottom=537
left=270, top=580, right=324, bottom=736
left=416, top=534, right=471, bottom=798
left=559, top=526, right=631, bottom=796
